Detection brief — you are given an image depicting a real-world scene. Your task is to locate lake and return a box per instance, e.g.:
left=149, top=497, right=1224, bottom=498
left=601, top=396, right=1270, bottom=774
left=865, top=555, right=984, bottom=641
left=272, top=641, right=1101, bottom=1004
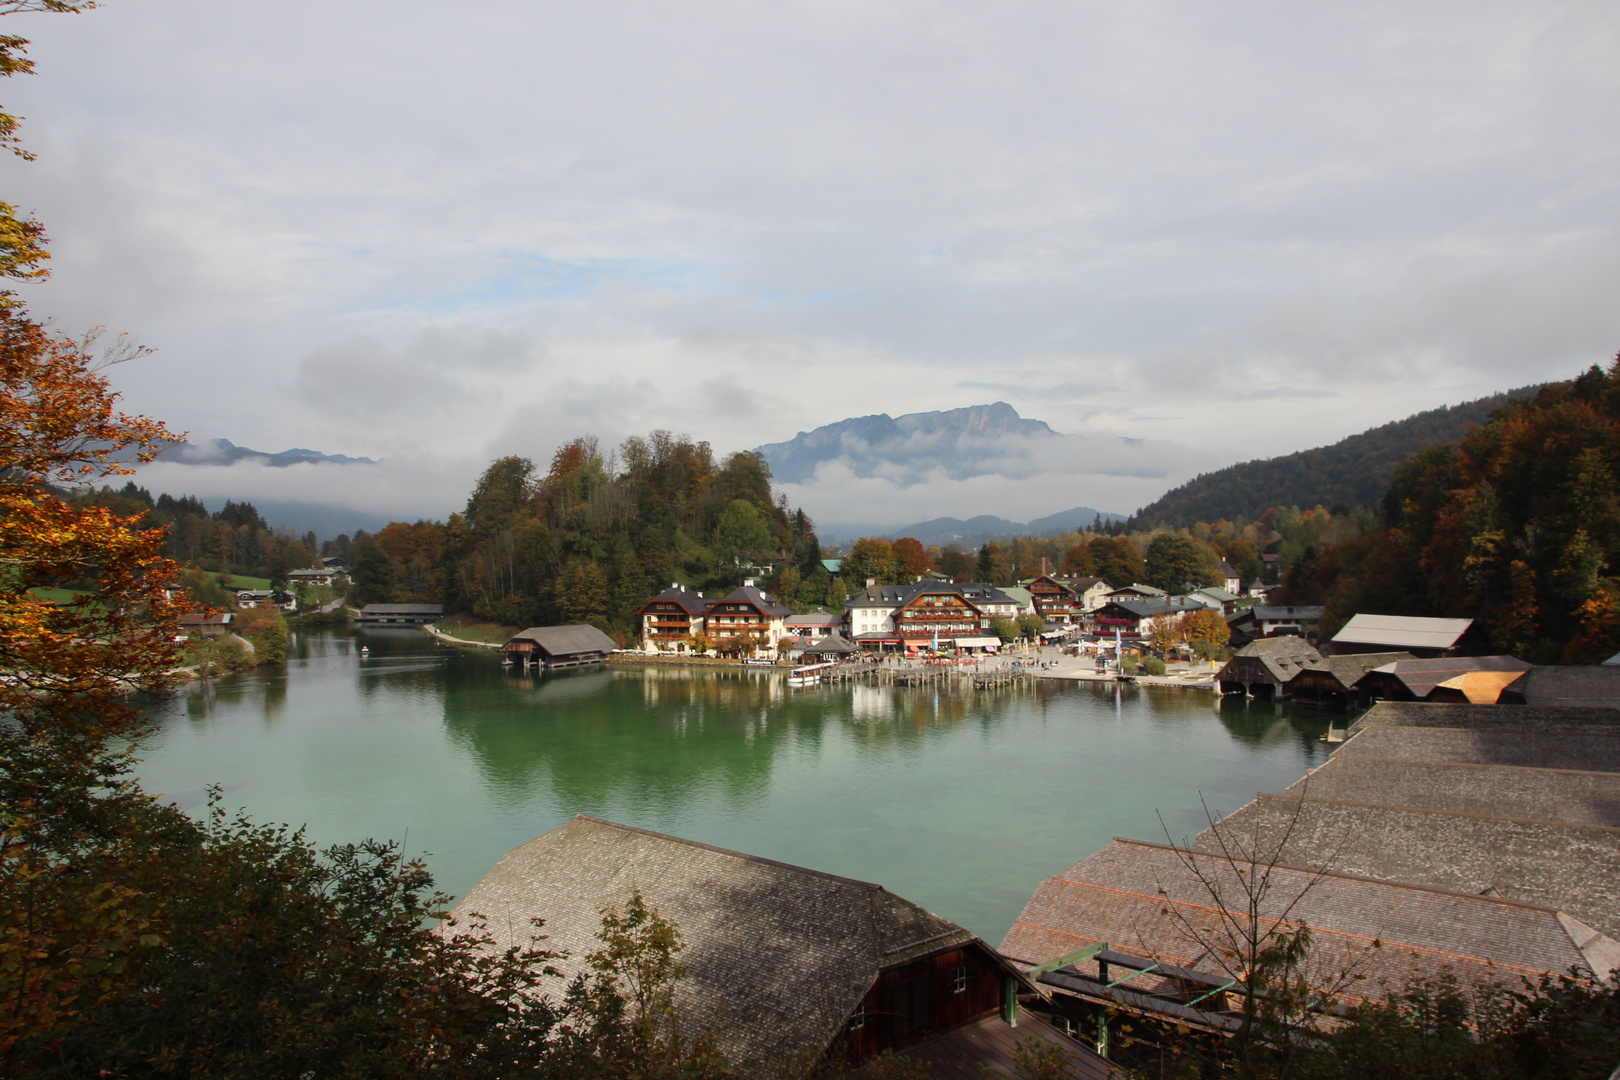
left=136, top=627, right=1338, bottom=942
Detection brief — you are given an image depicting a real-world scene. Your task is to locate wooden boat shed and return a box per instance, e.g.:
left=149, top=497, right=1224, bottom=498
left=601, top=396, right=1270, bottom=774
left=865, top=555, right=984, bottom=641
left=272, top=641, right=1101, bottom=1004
left=1215, top=636, right=1321, bottom=699
left=445, top=817, right=1100, bottom=1077
left=355, top=603, right=443, bottom=624
left=502, top=624, right=619, bottom=670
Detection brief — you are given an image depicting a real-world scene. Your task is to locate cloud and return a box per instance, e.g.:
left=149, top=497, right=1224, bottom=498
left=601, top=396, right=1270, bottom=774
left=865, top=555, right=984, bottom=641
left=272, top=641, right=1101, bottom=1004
left=1, top=0, right=1613, bottom=519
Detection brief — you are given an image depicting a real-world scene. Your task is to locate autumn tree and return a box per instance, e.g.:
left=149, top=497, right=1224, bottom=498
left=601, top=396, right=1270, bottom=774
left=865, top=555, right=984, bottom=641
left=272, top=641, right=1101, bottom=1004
left=1183, top=608, right=1231, bottom=650
left=889, top=536, right=931, bottom=581
left=1060, top=540, right=1095, bottom=576
left=1089, top=535, right=1146, bottom=587
left=845, top=536, right=895, bottom=587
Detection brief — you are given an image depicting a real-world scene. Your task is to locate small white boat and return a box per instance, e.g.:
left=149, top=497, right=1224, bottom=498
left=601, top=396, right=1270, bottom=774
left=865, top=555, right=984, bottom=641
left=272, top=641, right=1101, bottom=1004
left=358, top=645, right=369, bottom=656
left=787, top=661, right=834, bottom=687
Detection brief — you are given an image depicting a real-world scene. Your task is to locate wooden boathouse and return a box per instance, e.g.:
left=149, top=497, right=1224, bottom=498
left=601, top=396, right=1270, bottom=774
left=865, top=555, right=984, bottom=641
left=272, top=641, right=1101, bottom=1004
left=355, top=603, right=443, bottom=624
left=445, top=816, right=1105, bottom=1078
left=502, top=624, right=619, bottom=670
left=1214, top=636, right=1321, bottom=698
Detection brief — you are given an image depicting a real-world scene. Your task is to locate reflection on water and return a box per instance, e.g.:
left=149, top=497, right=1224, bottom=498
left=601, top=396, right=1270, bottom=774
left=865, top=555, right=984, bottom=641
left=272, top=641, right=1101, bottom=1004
left=138, top=629, right=1335, bottom=942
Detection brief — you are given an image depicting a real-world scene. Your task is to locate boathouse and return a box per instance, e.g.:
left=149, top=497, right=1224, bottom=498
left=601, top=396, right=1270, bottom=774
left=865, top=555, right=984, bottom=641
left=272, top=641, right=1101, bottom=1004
left=1350, top=655, right=1531, bottom=705
left=444, top=817, right=1095, bottom=1077
left=1286, top=651, right=1411, bottom=704
left=1215, top=636, right=1321, bottom=698
left=1000, top=702, right=1620, bottom=1051
left=502, top=624, right=619, bottom=669
left=355, top=602, right=443, bottom=624
left=1330, top=613, right=1488, bottom=657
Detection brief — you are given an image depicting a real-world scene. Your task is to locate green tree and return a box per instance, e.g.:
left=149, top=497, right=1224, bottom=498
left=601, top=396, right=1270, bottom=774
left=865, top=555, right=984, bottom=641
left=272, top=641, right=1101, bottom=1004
left=1145, top=533, right=1220, bottom=594
left=559, top=558, right=609, bottom=623
left=845, top=537, right=895, bottom=587
left=711, top=499, right=772, bottom=585
left=1016, top=612, right=1045, bottom=640
left=348, top=533, right=394, bottom=606
left=990, top=617, right=1018, bottom=644
left=1088, top=536, right=1145, bottom=587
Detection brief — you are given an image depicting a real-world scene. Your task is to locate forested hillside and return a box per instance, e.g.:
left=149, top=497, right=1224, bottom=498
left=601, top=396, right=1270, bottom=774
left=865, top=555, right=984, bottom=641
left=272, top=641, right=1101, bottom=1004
left=1133, top=384, right=1542, bottom=526
left=344, top=432, right=818, bottom=631
left=1279, top=361, right=1620, bottom=661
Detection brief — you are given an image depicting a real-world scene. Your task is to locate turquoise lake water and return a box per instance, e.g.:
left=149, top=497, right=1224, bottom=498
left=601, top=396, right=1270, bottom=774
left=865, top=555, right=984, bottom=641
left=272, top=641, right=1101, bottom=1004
left=135, top=627, right=1338, bottom=943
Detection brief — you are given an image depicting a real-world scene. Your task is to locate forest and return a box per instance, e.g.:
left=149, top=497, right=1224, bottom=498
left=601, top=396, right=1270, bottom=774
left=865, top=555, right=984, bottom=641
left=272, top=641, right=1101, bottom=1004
left=1132, top=383, right=1542, bottom=528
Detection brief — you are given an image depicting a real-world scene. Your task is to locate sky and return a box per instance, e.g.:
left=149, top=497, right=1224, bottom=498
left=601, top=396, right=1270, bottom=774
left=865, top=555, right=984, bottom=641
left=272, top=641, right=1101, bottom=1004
left=5, top=0, right=1617, bottom=532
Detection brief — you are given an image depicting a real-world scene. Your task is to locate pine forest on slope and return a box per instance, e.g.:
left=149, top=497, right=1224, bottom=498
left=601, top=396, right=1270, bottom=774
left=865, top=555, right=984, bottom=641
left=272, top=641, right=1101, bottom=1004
left=1134, top=383, right=1545, bottom=526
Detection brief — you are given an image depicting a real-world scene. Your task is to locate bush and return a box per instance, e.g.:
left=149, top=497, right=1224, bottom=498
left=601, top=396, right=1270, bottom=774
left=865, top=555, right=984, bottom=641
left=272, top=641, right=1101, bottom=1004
left=1121, top=653, right=1139, bottom=674
left=1143, top=657, right=1166, bottom=676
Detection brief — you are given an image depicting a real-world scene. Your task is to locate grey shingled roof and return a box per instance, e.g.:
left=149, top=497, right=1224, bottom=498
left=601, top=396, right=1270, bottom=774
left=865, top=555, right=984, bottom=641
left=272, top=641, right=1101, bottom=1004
left=445, top=816, right=982, bottom=1074
left=1284, top=755, right=1620, bottom=829
left=1000, top=839, right=1604, bottom=998
left=1291, top=652, right=1413, bottom=692
left=1355, top=655, right=1531, bottom=699
left=507, top=624, right=620, bottom=657
left=1500, top=666, right=1620, bottom=707
left=1194, top=794, right=1620, bottom=939
left=642, top=585, right=710, bottom=615
left=1215, top=635, right=1322, bottom=683
left=1251, top=605, right=1324, bottom=621
left=714, top=585, right=793, bottom=619
left=1332, top=613, right=1475, bottom=650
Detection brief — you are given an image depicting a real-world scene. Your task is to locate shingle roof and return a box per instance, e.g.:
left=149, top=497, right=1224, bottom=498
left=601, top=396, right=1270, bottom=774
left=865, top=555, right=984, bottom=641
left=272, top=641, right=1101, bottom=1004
left=1499, top=666, right=1620, bottom=708
left=507, top=624, right=620, bottom=657
left=1098, top=598, right=1178, bottom=619
left=1216, top=635, right=1322, bottom=683
left=642, top=585, right=710, bottom=615
left=1284, top=754, right=1620, bottom=829
left=1194, top=794, right=1620, bottom=940
left=445, top=816, right=982, bottom=1074
left=1292, top=652, right=1413, bottom=692
left=784, top=610, right=841, bottom=626
left=1357, top=655, right=1531, bottom=699
left=1000, top=839, right=1602, bottom=998
left=1252, top=605, right=1324, bottom=621
left=714, top=585, right=793, bottom=619
left=1332, top=613, right=1475, bottom=650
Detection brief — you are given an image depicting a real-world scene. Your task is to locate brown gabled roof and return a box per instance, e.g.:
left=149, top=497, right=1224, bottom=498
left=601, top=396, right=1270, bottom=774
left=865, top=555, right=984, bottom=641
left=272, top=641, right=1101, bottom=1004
left=446, top=816, right=993, bottom=1075
left=1291, top=651, right=1412, bottom=692
left=1194, top=794, right=1620, bottom=941
left=1000, top=838, right=1605, bottom=999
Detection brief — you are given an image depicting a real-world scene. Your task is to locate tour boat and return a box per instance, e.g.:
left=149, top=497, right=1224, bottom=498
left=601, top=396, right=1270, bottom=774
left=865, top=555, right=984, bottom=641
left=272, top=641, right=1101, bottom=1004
left=787, top=661, right=834, bottom=687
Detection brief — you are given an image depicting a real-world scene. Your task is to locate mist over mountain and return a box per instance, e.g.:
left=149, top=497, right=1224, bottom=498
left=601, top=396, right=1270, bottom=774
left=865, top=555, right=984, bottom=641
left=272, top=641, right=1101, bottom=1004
left=756, top=402, right=1058, bottom=485
left=157, top=439, right=377, bottom=468
left=820, top=504, right=1127, bottom=549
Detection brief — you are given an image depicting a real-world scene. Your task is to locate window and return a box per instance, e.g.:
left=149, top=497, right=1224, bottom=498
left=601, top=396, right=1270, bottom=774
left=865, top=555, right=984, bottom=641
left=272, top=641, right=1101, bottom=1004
left=951, top=966, right=969, bottom=994
left=847, top=1001, right=868, bottom=1032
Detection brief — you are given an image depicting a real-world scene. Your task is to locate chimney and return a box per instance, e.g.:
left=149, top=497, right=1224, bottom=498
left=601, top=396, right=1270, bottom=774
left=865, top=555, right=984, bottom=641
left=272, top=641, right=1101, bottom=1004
left=866, top=578, right=876, bottom=588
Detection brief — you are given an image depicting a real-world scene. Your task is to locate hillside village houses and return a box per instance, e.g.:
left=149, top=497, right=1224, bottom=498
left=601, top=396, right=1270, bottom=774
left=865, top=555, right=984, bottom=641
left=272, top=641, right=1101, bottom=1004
left=632, top=563, right=1282, bottom=659
left=634, top=568, right=1241, bottom=658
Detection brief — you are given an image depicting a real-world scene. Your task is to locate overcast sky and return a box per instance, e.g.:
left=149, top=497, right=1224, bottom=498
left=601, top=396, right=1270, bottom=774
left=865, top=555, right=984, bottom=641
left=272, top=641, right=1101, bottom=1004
left=6, top=0, right=1617, bottom=529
